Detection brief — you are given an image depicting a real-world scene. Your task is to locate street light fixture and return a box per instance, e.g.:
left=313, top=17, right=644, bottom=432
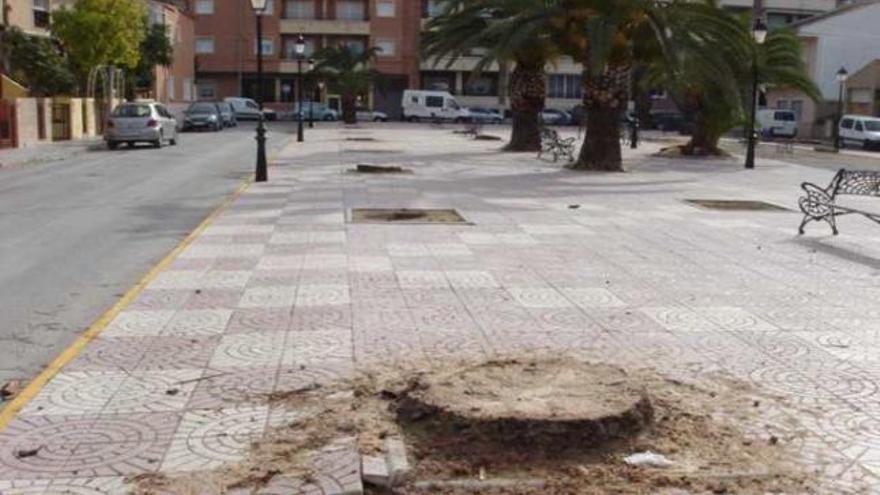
left=744, top=17, right=768, bottom=170
left=834, top=66, right=848, bottom=151
left=250, top=0, right=269, bottom=182
left=295, top=35, right=306, bottom=143
left=308, top=58, right=316, bottom=128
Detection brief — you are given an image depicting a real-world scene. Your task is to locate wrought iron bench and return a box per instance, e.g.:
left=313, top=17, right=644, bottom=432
left=538, top=127, right=575, bottom=163
left=798, top=169, right=880, bottom=235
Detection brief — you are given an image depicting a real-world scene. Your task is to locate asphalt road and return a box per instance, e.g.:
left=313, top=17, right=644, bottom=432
left=0, top=123, right=294, bottom=385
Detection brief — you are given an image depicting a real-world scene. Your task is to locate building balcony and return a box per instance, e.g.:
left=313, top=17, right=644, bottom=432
left=280, top=19, right=370, bottom=36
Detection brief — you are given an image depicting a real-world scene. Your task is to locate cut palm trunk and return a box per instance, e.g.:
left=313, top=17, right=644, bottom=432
left=572, top=66, right=629, bottom=172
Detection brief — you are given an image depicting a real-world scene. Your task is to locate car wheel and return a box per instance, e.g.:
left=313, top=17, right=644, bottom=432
left=107, top=141, right=119, bottom=150
left=324, top=115, right=335, bottom=122
left=374, top=117, right=383, bottom=122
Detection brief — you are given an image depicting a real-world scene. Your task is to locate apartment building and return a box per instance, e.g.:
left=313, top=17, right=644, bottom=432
left=1, top=0, right=57, bottom=36
left=145, top=0, right=197, bottom=108
left=766, top=0, right=880, bottom=138
left=192, top=0, right=420, bottom=117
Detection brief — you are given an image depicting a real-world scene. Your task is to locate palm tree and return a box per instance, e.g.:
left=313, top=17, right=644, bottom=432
left=423, top=0, right=563, bottom=151
left=312, top=45, right=383, bottom=124
left=554, top=0, right=753, bottom=170
left=643, top=10, right=818, bottom=155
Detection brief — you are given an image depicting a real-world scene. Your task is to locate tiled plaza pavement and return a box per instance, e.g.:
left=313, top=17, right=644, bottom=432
left=2, top=124, right=880, bottom=493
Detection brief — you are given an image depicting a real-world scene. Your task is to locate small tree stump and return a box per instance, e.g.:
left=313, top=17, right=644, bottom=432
left=397, top=359, right=653, bottom=447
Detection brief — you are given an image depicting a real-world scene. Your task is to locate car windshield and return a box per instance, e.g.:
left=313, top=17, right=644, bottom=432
left=865, top=120, right=880, bottom=131
left=112, top=105, right=151, bottom=118
left=188, top=103, right=217, bottom=113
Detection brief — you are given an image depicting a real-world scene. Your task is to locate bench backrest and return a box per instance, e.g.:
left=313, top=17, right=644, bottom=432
left=541, top=127, right=559, bottom=140
left=831, top=169, right=880, bottom=198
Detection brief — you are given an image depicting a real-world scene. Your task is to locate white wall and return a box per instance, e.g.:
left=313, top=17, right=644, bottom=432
left=800, top=3, right=880, bottom=99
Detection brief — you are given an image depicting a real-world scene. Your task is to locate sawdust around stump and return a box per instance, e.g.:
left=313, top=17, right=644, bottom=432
left=129, top=357, right=819, bottom=495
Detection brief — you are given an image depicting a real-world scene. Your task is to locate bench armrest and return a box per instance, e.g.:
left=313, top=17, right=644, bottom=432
left=799, top=182, right=835, bottom=218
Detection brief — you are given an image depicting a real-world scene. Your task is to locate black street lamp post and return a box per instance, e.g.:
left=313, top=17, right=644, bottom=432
left=308, top=58, right=315, bottom=128
left=295, top=35, right=305, bottom=143
left=745, top=17, right=767, bottom=170
left=834, top=66, right=848, bottom=151
left=250, top=0, right=269, bottom=182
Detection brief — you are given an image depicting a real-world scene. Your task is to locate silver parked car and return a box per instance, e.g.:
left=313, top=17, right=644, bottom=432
left=106, top=101, right=178, bottom=149
left=356, top=107, right=388, bottom=122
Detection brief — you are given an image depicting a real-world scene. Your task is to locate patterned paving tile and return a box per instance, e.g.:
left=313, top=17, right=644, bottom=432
left=295, top=285, right=350, bottom=307
left=162, top=309, right=233, bottom=337
left=0, top=413, right=180, bottom=480
left=238, top=286, right=299, bottom=309
left=19, top=373, right=126, bottom=416
left=101, top=311, right=175, bottom=338
left=396, top=270, right=448, bottom=289
left=282, top=330, right=353, bottom=366
left=560, top=288, right=626, bottom=308
left=160, top=406, right=269, bottom=473
left=289, top=307, right=352, bottom=332
left=507, top=288, right=573, bottom=308
left=209, top=333, right=286, bottom=368
left=179, top=289, right=243, bottom=310
left=185, top=367, right=277, bottom=410
left=104, top=370, right=202, bottom=414
left=226, top=308, right=292, bottom=334
left=0, top=476, right=129, bottom=495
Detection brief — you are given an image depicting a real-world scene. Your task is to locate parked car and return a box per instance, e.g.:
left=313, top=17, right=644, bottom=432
left=356, top=107, right=389, bottom=122
left=182, top=102, right=223, bottom=132
left=757, top=109, right=797, bottom=138
left=290, top=102, right=339, bottom=121
left=105, top=101, right=178, bottom=149
left=468, top=107, right=503, bottom=124
left=224, top=97, right=277, bottom=121
left=402, top=90, right=471, bottom=122
left=541, top=109, right=571, bottom=125
left=218, top=102, right=237, bottom=127
left=839, top=114, right=880, bottom=150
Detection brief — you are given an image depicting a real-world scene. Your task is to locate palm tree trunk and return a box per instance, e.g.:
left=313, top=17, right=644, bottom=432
left=504, top=62, right=545, bottom=152
left=342, top=94, right=356, bottom=124
left=682, top=111, right=723, bottom=155
left=571, top=66, right=630, bottom=171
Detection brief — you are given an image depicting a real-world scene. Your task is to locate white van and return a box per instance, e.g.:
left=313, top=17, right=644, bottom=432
left=402, top=90, right=471, bottom=122
left=839, top=114, right=880, bottom=150
left=223, top=97, right=277, bottom=121
left=757, top=109, right=798, bottom=138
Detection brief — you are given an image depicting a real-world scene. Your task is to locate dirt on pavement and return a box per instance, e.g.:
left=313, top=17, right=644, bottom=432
left=131, top=356, right=819, bottom=495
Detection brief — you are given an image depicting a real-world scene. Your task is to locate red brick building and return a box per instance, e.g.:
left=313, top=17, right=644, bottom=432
left=191, top=0, right=422, bottom=117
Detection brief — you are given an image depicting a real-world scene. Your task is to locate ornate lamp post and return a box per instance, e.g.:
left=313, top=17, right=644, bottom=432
left=295, top=35, right=305, bottom=142
left=834, top=66, right=848, bottom=151
left=250, top=0, right=269, bottom=182
left=745, top=17, right=767, bottom=170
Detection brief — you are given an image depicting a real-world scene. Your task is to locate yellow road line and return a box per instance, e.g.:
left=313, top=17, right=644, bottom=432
left=0, top=178, right=255, bottom=430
